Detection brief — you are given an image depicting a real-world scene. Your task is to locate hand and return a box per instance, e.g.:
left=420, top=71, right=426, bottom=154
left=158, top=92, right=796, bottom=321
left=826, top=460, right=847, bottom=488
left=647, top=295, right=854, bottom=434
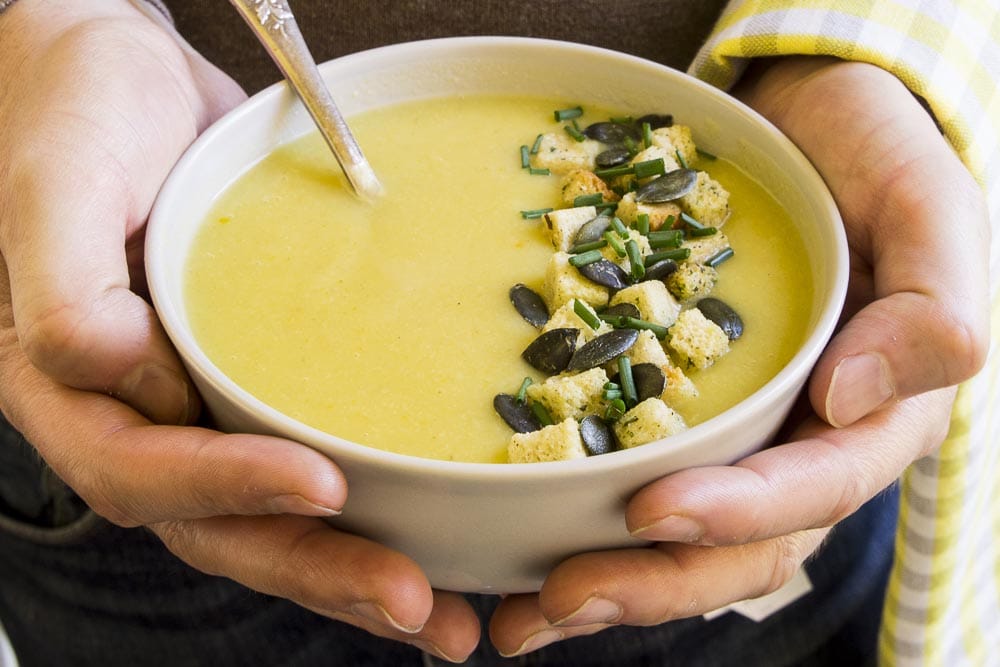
left=0, top=1, right=478, bottom=661
left=488, top=57, right=990, bottom=655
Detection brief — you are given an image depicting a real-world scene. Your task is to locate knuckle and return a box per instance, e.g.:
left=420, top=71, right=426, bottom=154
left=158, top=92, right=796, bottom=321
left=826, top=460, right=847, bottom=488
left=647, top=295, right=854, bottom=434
left=18, top=301, right=92, bottom=379
left=924, top=299, right=989, bottom=386
left=760, top=532, right=816, bottom=598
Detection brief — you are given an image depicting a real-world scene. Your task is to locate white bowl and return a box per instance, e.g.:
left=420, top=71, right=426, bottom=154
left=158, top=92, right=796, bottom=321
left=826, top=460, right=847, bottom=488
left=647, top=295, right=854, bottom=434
left=147, top=37, right=847, bottom=593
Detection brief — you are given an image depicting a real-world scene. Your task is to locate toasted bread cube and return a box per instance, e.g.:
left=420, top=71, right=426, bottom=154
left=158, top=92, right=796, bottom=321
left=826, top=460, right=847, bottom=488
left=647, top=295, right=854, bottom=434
left=667, top=308, right=730, bottom=369
left=543, top=299, right=612, bottom=346
left=609, top=280, right=681, bottom=328
left=629, top=145, right=681, bottom=182
left=600, top=228, right=652, bottom=272
left=650, top=125, right=698, bottom=167
left=532, top=133, right=603, bottom=174
left=621, top=329, right=671, bottom=367
left=525, top=367, right=609, bottom=422
left=613, top=398, right=687, bottom=449
left=666, top=262, right=719, bottom=304
left=682, top=232, right=731, bottom=265
left=679, top=171, right=730, bottom=228
left=560, top=170, right=619, bottom=206
left=544, top=206, right=599, bottom=252
left=615, top=192, right=682, bottom=231
left=661, top=364, right=699, bottom=403
left=543, top=252, right=610, bottom=311
left=508, top=418, right=588, bottom=463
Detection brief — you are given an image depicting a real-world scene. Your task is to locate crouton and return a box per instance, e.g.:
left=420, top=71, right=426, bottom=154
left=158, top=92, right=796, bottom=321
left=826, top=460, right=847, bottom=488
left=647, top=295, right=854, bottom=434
left=560, top=170, right=619, bottom=206
left=600, top=228, right=651, bottom=272
left=666, top=262, right=719, bottom=304
left=544, top=205, right=599, bottom=252
left=531, top=133, right=603, bottom=175
left=661, top=364, right=699, bottom=403
left=525, top=367, right=609, bottom=422
left=650, top=125, right=698, bottom=167
left=542, top=251, right=610, bottom=311
left=615, top=192, right=682, bottom=231
left=667, top=308, right=730, bottom=369
left=613, top=398, right=687, bottom=449
left=679, top=171, right=730, bottom=228
left=609, top=280, right=681, bottom=328
left=682, top=232, right=731, bottom=265
left=543, top=299, right=612, bottom=346
left=508, top=418, right=588, bottom=463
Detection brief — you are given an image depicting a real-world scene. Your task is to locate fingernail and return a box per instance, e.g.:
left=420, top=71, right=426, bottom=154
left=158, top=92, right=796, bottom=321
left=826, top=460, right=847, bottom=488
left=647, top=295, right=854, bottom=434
left=411, top=640, right=464, bottom=664
left=630, top=515, right=704, bottom=542
left=826, top=353, right=894, bottom=428
left=553, top=596, right=622, bottom=626
left=266, top=494, right=341, bottom=517
left=121, top=363, right=193, bottom=425
left=351, top=601, right=423, bottom=634
left=500, top=629, right=563, bottom=657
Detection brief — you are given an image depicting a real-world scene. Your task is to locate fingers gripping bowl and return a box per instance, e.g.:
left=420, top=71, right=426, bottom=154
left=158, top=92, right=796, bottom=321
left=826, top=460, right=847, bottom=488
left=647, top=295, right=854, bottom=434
left=147, top=37, right=847, bottom=593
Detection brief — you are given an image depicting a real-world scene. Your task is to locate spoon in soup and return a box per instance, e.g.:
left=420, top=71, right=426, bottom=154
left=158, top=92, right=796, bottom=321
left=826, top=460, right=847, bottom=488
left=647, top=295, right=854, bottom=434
left=227, top=0, right=383, bottom=201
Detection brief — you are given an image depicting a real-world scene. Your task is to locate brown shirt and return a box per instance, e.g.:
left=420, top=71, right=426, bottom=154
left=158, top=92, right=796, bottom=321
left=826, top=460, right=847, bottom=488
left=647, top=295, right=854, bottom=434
left=166, top=1, right=727, bottom=94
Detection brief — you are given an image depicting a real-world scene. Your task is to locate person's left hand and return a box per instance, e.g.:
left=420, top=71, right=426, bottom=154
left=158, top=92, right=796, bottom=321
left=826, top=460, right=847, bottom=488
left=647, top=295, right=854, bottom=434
left=488, top=57, right=990, bottom=655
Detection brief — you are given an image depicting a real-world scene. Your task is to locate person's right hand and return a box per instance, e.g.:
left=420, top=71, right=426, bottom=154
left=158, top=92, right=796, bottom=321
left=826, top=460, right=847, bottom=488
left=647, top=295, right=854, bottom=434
left=0, top=1, right=478, bottom=661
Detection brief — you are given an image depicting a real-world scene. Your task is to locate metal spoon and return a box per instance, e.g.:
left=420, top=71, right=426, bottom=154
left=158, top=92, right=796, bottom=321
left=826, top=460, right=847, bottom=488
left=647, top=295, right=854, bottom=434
left=228, top=0, right=383, bottom=201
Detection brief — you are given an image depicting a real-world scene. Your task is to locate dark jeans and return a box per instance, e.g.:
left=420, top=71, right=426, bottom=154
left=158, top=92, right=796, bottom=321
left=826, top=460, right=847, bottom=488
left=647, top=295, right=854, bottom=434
left=0, top=417, right=897, bottom=666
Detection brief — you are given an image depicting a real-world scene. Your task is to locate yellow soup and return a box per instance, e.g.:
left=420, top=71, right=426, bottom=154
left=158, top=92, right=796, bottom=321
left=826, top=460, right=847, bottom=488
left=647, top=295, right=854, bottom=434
left=185, top=95, right=812, bottom=463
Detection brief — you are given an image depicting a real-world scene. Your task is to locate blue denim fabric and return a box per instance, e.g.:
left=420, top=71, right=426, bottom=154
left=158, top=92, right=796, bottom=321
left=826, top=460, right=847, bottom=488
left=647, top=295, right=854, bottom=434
left=0, top=417, right=896, bottom=667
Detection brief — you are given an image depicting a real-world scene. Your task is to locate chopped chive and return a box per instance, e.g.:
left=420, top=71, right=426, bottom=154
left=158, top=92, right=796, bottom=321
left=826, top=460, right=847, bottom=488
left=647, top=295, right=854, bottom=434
left=515, top=377, right=532, bottom=403
left=530, top=134, right=544, bottom=154
left=594, top=164, right=635, bottom=179
left=554, top=106, right=584, bottom=122
left=520, top=207, right=553, bottom=219
left=644, top=247, right=691, bottom=265
left=572, top=118, right=582, bottom=132
left=624, top=316, right=669, bottom=339
left=597, top=312, right=627, bottom=327
left=642, top=122, right=653, bottom=149
left=569, top=249, right=604, bottom=267
left=688, top=226, right=718, bottom=237
left=530, top=401, right=554, bottom=427
left=573, top=299, right=602, bottom=330
left=605, top=398, right=627, bottom=421
left=529, top=167, right=551, bottom=176
left=675, top=149, right=689, bottom=170
left=618, top=357, right=638, bottom=407
left=603, top=230, right=627, bottom=257
left=706, top=247, right=735, bottom=267
left=680, top=211, right=706, bottom=229
left=610, top=115, right=633, bottom=124
left=623, top=135, right=640, bottom=156
left=596, top=201, right=619, bottom=214
left=564, top=124, right=586, bottom=142
left=696, top=147, right=718, bottom=160
left=573, top=192, right=604, bottom=207
left=603, top=381, right=620, bottom=391
left=647, top=229, right=684, bottom=248
left=626, top=239, right=645, bottom=281
left=664, top=214, right=677, bottom=229
left=602, top=388, right=623, bottom=401
left=636, top=213, right=650, bottom=236
left=570, top=239, right=608, bottom=254
left=611, top=216, right=629, bottom=239
left=520, top=145, right=530, bottom=168
left=633, top=158, right=665, bottom=179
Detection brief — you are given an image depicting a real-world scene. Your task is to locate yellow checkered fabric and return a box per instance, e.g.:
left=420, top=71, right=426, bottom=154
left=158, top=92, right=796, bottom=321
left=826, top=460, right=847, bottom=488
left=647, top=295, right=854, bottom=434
left=690, top=2, right=1000, bottom=665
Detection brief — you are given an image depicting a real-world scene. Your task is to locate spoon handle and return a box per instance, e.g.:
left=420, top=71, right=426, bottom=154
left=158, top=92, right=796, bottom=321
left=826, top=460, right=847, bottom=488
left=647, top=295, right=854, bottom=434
left=227, top=0, right=383, bottom=201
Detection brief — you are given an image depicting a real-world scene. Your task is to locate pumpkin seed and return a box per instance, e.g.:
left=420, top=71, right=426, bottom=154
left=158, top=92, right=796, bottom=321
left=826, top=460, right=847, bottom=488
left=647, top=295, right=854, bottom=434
left=573, top=213, right=614, bottom=245
left=493, top=394, right=542, bottom=433
left=634, top=168, right=698, bottom=203
left=577, top=258, right=631, bottom=290
left=643, top=259, right=679, bottom=281
left=583, top=121, right=640, bottom=144
left=579, top=415, right=615, bottom=456
left=602, top=302, right=641, bottom=320
left=595, top=146, right=631, bottom=169
left=631, top=363, right=666, bottom=401
left=567, top=328, right=639, bottom=371
left=522, top=328, right=577, bottom=374
left=509, top=283, right=549, bottom=328
left=636, top=113, right=673, bottom=129
left=696, top=297, right=744, bottom=340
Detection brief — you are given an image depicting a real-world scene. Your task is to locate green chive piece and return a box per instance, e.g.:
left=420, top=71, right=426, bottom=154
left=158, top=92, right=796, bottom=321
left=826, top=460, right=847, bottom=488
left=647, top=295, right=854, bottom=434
left=594, top=164, right=635, bottom=179
left=706, top=247, right=735, bottom=267
left=572, top=118, right=582, bottom=132
left=596, top=201, right=619, bottom=214
left=696, top=147, right=718, bottom=160
left=564, top=124, right=586, bottom=142
left=647, top=230, right=684, bottom=249
left=602, top=388, right=623, bottom=401
left=642, top=122, right=653, bottom=149
left=515, top=377, right=532, bottom=404
left=605, top=398, right=627, bottom=421
left=610, top=116, right=633, bottom=125
left=603, top=230, right=627, bottom=257
left=611, top=216, right=629, bottom=239
left=598, top=313, right=626, bottom=327
left=626, top=239, right=645, bottom=281
left=618, top=357, right=638, bottom=408
left=675, top=149, right=689, bottom=170
left=624, top=316, right=669, bottom=339
left=636, top=213, right=650, bottom=236
left=603, top=381, right=620, bottom=391
left=633, top=158, right=665, bottom=179
left=529, top=167, right=551, bottom=176
left=623, top=135, right=640, bottom=156
left=569, top=249, right=604, bottom=267
left=573, top=193, right=604, bottom=207
left=531, top=401, right=554, bottom=427
left=554, top=106, right=583, bottom=122
left=688, top=226, right=718, bottom=237
left=664, top=214, right=677, bottom=229
left=681, top=211, right=706, bottom=229
left=570, top=239, right=608, bottom=254
left=520, top=145, right=531, bottom=168
left=530, top=134, right=544, bottom=154
left=520, top=207, right=553, bottom=219
left=644, top=248, right=691, bottom=265
left=573, top=299, right=602, bottom=330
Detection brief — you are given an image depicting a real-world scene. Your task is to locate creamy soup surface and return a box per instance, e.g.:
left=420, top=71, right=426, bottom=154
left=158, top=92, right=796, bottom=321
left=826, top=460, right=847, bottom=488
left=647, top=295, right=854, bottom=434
left=185, top=95, right=812, bottom=463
